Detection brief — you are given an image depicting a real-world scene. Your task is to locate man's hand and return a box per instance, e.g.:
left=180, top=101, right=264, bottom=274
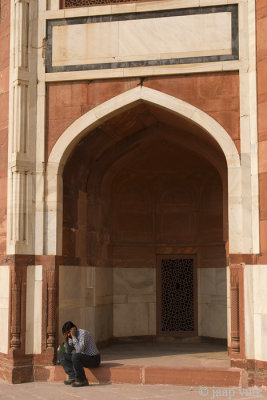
left=70, top=327, right=77, bottom=338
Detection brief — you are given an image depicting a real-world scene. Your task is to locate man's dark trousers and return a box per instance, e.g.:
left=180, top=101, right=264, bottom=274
left=60, top=352, right=101, bottom=381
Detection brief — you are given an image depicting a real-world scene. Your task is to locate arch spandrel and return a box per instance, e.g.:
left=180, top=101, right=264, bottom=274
left=48, top=87, right=240, bottom=170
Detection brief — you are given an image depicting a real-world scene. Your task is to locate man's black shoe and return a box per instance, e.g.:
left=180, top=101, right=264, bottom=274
left=71, top=379, right=89, bottom=387
left=64, top=378, right=75, bottom=385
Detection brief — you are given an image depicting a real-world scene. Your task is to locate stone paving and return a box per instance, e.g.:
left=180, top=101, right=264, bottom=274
left=101, top=341, right=230, bottom=368
left=0, top=381, right=267, bottom=400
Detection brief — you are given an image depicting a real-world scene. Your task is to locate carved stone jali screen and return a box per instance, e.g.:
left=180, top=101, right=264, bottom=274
left=157, top=256, right=197, bottom=335
left=62, top=0, right=153, bottom=7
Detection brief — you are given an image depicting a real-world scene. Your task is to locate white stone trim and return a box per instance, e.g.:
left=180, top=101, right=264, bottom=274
left=25, top=265, right=43, bottom=354
left=35, top=0, right=47, bottom=255
left=44, top=0, right=247, bottom=20
left=7, top=0, right=38, bottom=254
left=46, top=86, right=242, bottom=255
left=45, top=61, right=241, bottom=83
left=0, top=266, right=10, bottom=354
left=244, top=265, right=267, bottom=362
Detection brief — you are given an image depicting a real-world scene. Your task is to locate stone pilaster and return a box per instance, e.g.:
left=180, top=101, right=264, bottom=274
left=229, top=264, right=245, bottom=364
left=7, top=0, right=38, bottom=255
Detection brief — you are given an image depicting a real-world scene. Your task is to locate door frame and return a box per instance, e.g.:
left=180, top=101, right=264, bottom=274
left=156, top=254, right=198, bottom=337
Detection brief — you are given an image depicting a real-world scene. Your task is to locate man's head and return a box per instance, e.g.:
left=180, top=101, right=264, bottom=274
left=62, top=321, right=77, bottom=335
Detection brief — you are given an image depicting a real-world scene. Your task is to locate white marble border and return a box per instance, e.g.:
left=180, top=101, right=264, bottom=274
left=43, top=0, right=244, bottom=81
left=244, top=265, right=267, bottom=362
left=25, top=265, right=43, bottom=354
left=45, top=60, right=241, bottom=82
left=6, top=0, right=38, bottom=255
left=0, top=266, right=10, bottom=354
left=45, top=0, right=247, bottom=16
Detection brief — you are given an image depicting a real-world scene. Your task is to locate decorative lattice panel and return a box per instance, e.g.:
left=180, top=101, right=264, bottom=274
left=63, top=0, right=147, bottom=7
left=161, top=258, right=194, bottom=332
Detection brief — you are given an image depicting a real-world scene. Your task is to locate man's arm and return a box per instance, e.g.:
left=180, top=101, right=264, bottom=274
left=62, top=331, right=74, bottom=354
left=70, top=327, right=85, bottom=353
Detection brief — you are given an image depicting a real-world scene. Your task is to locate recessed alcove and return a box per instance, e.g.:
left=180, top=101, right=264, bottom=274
left=59, top=102, right=228, bottom=344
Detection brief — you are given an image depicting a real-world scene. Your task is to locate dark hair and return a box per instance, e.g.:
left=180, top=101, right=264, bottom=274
left=62, top=321, right=77, bottom=334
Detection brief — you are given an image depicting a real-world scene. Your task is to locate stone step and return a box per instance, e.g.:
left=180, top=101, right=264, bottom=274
left=34, top=363, right=243, bottom=387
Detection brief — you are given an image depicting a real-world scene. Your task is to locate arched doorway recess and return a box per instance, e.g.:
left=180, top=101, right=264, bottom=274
left=47, top=87, right=241, bottom=257
left=47, top=88, right=241, bottom=344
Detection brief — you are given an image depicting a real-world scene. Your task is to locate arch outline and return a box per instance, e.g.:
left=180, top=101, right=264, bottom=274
left=46, top=86, right=242, bottom=255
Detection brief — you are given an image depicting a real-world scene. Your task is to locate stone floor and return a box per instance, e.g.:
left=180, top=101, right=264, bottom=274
left=3, top=342, right=267, bottom=396
left=1, top=381, right=266, bottom=400
left=36, top=341, right=243, bottom=387
left=100, top=341, right=230, bottom=369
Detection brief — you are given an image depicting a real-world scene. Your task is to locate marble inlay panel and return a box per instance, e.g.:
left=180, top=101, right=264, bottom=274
left=198, top=267, right=227, bottom=339
left=52, top=13, right=232, bottom=67
left=46, top=5, right=238, bottom=73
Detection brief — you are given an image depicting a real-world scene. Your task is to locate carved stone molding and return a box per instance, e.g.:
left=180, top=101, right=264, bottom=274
left=62, top=0, right=152, bottom=7
left=7, top=0, right=37, bottom=255
left=46, top=268, right=56, bottom=348
left=10, top=168, right=28, bottom=244
left=12, top=82, right=29, bottom=154
left=41, top=257, right=59, bottom=354
left=229, top=264, right=245, bottom=360
left=14, top=0, right=29, bottom=70
left=8, top=256, right=33, bottom=353
left=10, top=269, right=22, bottom=349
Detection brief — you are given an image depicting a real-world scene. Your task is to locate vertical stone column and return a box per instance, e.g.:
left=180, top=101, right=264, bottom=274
left=36, top=256, right=59, bottom=364
left=2, top=0, right=39, bottom=383
left=229, top=264, right=245, bottom=366
left=46, top=267, right=57, bottom=348
left=257, top=0, right=267, bottom=262
left=7, top=0, right=37, bottom=255
left=7, top=255, right=35, bottom=383
left=10, top=268, right=23, bottom=349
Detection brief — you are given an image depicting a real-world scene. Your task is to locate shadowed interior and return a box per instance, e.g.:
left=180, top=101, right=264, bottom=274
left=60, top=102, right=228, bottom=341
left=62, top=102, right=228, bottom=268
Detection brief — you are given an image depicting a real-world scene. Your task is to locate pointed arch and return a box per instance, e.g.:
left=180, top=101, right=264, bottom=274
left=49, top=86, right=240, bottom=169
left=46, top=86, right=242, bottom=255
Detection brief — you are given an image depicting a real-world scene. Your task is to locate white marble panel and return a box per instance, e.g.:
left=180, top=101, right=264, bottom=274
left=59, top=266, right=93, bottom=335
left=252, top=266, right=267, bottom=314
left=95, top=304, right=113, bottom=342
left=113, top=303, right=150, bottom=337
left=113, top=267, right=155, bottom=296
left=52, top=12, right=232, bottom=67
left=244, top=266, right=255, bottom=359
left=95, top=267, right=113, bottom=298
left=0, top=267, right=10, bottom=354
left=261, top=314, right=267, bottom=362
left=244, top=265, right=267, bottom=362
left=113, top=268, right=156, bottom=336
left=198, top=268, right=227, bottom=339
left=58, top=266, right=114, bottom=342
left=25, top=265, right=42, bottom=354
left=199, top=303, right=227, bottom=339
left=254, top=313, right=262, bottom=362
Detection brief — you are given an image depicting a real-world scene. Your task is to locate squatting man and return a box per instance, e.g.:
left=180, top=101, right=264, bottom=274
left=59, top=321, right=101, bottom=387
